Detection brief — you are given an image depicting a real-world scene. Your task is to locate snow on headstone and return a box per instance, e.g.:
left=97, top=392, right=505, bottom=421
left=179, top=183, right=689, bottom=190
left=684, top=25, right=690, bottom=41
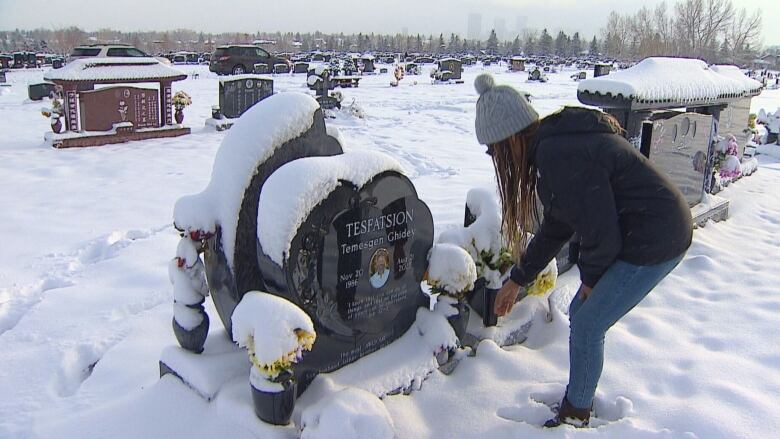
left=173, top=92, right=321, bottom=269
left=257, top=150, right=403, bottom=266
left=43, top=57, right=186, bottom=82
left=578, top=57, right=750, bottom=103
left=710, top=65, right=763, bottom=95
left=300, top=387, right=395, bottom=439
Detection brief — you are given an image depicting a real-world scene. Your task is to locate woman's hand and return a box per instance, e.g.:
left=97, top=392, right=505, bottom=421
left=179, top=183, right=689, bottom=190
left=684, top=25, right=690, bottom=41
left=578, top=284, right=593, bottom=300
left=495, top=279, right=522, bottom=316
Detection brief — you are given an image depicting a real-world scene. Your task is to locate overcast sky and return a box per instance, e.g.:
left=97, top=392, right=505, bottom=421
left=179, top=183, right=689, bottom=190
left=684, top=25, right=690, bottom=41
left=1, top=0, right=778, bottom=46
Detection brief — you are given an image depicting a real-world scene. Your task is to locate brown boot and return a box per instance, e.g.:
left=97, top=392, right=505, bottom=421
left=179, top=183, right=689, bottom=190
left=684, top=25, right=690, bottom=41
left=543, top=396, right=591, bottom=428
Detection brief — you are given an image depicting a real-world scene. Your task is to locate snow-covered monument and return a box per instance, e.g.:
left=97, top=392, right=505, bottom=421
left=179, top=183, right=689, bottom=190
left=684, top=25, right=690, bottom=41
left=577, top=57, right=762, bottom=225
left=43, top=58, right=190, bottom=148
left=163, top=92, right=556, bottom=427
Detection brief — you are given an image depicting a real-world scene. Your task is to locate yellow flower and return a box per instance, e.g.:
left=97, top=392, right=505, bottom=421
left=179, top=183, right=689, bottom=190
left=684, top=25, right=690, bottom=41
left=527, top=269, right=556, bottom=297
left=245, top=329, right=317, bottom=379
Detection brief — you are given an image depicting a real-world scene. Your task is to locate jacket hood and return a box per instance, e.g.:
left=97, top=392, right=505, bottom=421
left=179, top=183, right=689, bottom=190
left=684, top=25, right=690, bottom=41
left=535, top=107, right=621, bottom=140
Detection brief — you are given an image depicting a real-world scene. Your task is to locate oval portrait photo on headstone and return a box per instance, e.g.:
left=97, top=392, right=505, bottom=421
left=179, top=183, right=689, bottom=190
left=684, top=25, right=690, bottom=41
left=369, top=248, right=391, bottom=289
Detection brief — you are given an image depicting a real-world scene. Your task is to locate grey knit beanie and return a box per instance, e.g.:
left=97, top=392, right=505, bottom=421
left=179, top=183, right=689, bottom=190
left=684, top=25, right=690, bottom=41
left=474, top=73, right=539, bottom=145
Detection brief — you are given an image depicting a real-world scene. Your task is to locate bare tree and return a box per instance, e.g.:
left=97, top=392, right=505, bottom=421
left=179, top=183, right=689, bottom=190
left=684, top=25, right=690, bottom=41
left=53, top=26, right=85, bottom=53
left=700, top=0, right=734, bottom=60
left=674, top=0, right=705, bottom=55
left=726, top=7, right=762, bottom=62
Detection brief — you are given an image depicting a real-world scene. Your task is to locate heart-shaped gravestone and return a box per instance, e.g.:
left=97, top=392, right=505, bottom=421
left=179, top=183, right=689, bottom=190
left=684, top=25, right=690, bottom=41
left=258, top=170, right=433, bottom=392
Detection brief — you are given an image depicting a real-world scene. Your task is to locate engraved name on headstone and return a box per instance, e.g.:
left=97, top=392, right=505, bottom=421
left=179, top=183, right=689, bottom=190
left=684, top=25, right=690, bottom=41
left=279, top=171, right=433, bottom=388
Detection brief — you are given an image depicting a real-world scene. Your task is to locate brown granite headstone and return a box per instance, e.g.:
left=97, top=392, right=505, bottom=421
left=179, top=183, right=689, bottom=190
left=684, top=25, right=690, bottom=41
left=78, top=86, right=160, bottom=131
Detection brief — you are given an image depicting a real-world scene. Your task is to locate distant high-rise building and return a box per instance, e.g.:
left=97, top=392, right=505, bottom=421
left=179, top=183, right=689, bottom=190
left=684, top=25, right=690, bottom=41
left=402, top=27, right=409, bottom=36
left=515, top=16, right=527, bottom=35
left=467, top=13, right=482, bottom=41
left=494, top=18, right=507, bottom=41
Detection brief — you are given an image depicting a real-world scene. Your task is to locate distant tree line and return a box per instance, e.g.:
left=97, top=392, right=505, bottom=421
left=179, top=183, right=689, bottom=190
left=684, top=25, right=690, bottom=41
left=599, top=0, right=763, bottom=64
left=0, top=0, right=768, bottom=65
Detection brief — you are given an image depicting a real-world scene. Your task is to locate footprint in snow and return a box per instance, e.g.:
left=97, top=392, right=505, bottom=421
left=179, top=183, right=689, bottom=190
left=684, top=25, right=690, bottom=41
left=496, top=382, right=635, bottom=428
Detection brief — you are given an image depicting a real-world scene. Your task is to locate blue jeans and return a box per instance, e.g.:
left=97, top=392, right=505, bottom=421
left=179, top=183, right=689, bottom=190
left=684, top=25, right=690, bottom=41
left=566, top=254, right=685, bottom=409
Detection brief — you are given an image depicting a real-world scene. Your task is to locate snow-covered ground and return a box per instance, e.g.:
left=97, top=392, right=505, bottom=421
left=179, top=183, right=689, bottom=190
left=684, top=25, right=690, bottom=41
left=1, top=63, right=779, bottom=439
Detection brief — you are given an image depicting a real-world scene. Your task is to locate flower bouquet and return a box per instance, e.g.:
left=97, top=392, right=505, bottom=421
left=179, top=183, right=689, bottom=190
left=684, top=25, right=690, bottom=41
left=172, top=91, right=192, bottom=124
left=232, top=291, right=316, bottom=425
left=41, top=98, right=64, bottom=133
left=172, top=90, right=192, bottom=110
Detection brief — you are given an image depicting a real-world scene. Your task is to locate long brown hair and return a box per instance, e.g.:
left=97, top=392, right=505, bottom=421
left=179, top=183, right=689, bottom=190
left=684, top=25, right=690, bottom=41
left=490, top=121, right=540, bottom=264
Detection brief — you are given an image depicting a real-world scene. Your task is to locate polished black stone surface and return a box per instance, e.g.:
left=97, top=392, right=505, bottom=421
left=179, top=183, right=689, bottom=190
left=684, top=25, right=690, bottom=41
left=258, top=171, right=434, bottom=392
left=645, top=112, right=714, bottom=206
left=218, top=77, right=273, bottom=119
left=204, top=109, right=343, bottom=337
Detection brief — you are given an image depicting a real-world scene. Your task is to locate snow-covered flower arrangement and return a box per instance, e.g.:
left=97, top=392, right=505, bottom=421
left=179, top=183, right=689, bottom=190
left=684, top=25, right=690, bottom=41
left=40, top=98, right=64, bottom=123
left=172, top=91, right=192, bottom=110
left=436, top=188, right=558, bottom=298
left=425, top=243, right=478, bottom=300
left=713, top=134, right=742, bottom=180
left=437, top=188, right=511, bottom=289
left=232, top=292, right=316, bottom=384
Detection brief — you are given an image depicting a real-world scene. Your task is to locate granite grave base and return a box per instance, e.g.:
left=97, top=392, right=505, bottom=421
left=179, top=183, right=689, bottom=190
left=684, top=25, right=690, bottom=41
left=45, top=125, right=190, bottom=148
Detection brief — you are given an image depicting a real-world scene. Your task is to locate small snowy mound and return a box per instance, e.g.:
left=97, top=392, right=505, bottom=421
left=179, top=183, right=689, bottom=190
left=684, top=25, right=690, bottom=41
left=257, top=151, right=403, bottom=265
left=741, top=157, right=759, bottom=175
left=231, top=292, right=315, bottom=379
left=426, top=243, right=477, bottom=296
left=300, top=387, right=395, bottom=439
left=173, top=92, right=321, bottom=269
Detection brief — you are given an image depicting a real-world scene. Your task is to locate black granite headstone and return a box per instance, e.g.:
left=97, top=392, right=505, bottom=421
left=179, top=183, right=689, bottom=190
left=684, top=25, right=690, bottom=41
left=644, top=112, right=714, bottom=206
left=294, top=62, right=309, bottom=74
left=219, top=76, right=274, bottom=119
left=253, top=63, right=270, bottom=74
left=274, top=63, right=291, bottom=74
left=52, top=58, right=63, bottom=69
left=257, top=170, right=433, bottom=392
left=28, top=82, right=56, bottom=101
left=204, top=117, right=434, bottom=395
left=0, top=71, right=6, bottom=83
left=204, top=109, right=344, bottom=337
left=437, top=59, right=462, bottom=80
left=595, top=64, right=612, bottom=77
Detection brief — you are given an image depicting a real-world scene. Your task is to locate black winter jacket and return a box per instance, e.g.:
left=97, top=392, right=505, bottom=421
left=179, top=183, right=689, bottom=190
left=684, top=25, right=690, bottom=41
left=510, top=107, right=692, bottom=288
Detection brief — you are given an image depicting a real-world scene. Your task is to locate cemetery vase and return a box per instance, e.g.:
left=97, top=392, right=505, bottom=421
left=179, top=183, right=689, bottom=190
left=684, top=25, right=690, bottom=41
left=51, top=118, right=62, bottom=134
left=174, top=108, right=184, bottom=124
left=211, top=106, right=221, bottom=120
left=446, top=300, right=470, bottom=344
left=251, top=371, right=297, bottom=425
left=483, top=287, right=499, bottom=327
left=172, top=306, right=209, bottom=354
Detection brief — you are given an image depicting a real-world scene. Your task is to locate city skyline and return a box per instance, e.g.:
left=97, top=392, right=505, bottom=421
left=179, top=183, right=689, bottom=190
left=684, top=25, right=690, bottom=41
left=0, top=0, right=777, bottom=46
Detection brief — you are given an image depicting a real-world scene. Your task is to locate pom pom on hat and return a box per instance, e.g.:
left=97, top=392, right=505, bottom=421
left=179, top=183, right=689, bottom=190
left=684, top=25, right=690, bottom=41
left=474, top=73, right=539, bottom=145
left=474, top=73, right=495, bottom=95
